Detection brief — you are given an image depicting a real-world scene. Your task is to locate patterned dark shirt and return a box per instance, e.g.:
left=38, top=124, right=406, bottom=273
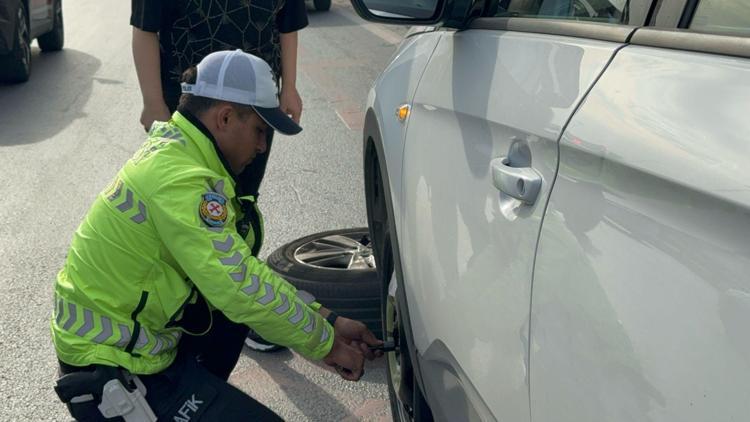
left=131, top=0, right=308, bottom=96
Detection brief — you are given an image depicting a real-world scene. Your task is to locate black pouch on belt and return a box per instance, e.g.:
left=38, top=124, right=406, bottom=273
left=55, top=365, right=124, bottom=403
left=55, top=365, right=128, bottom=421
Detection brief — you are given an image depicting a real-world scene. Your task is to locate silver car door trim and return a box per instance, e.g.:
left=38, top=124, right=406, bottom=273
left=630, top=28, right=750, bottom=59
left=468, top=18, right=637, bottom=43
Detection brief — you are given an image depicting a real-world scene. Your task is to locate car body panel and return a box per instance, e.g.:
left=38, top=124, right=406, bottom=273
left=397, top=29, right=626, bottom=420
left=531, top=45, right=750, bottom=422
left=365, top=30, right=441, bottom=239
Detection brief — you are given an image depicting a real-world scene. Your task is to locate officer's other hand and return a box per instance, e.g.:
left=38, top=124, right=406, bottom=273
left=280, top=86, right=302, bottom=124
left=323, top=337, right=364, bottom=381
left=333, top=317, right=384, bottom=361
left=140, top=101, right=171, bottom=132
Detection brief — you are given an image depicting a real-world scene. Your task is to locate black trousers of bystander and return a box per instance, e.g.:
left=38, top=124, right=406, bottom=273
left=165, top=85, right=276, bottom=198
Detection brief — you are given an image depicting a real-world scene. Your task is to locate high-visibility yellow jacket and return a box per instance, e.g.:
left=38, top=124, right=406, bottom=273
left=51, top=111, right=333, bottom=374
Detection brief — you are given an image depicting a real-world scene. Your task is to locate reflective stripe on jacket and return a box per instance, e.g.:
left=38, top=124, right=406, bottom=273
left=51, top=111, right=333, bottom=374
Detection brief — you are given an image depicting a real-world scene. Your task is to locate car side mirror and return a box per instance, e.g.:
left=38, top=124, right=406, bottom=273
left=349, top=0, right=446, bottom=24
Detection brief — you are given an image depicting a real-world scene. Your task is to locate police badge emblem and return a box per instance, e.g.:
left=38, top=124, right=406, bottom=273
left=199, top=192, right=228, bottom=227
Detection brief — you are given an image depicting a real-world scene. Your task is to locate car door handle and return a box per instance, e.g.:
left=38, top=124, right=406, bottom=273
left=490, top=156, right=542, bottom=205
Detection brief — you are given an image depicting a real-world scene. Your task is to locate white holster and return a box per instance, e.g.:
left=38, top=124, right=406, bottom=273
left=98, top=376, right=157, bottom=421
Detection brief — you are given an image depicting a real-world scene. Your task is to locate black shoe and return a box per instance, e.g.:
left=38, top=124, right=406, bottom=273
left=244, top=329, right=285, bottom=352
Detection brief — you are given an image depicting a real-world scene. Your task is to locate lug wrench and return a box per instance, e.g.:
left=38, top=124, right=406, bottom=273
left=369, top=340, right=398, bottom=353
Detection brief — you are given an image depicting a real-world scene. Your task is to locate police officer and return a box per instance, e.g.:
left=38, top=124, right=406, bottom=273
left=52, top=50, right=381, bottom=421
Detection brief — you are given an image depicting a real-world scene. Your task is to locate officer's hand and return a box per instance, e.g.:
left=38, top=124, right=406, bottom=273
left=280, top=86, right=303, bottom=124
left=332, top=316, right=384, bottom=361
left=323, top=337, right=364, bottom=381
left=140, top=101, right=171, bottom=132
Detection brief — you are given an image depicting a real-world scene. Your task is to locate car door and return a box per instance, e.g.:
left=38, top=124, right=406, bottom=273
left=530, top=0, right=750, bottom=420
left=396, top=1, right=653, bottom=420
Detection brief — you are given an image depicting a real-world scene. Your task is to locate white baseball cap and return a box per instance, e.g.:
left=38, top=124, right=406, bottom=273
left=181, top=49, right=302, bottom=135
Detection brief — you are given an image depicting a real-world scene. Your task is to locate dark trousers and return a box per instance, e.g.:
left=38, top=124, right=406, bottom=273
left=166, top=86, right=274, bottom=197
left=57, top=308, right=281, bottom=421
left=176, top=294, right=251, bottom=382
left=236, top=129, right=274, bottom=198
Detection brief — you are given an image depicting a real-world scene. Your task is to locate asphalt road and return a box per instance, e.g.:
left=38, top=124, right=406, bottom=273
left=0, top=0, right=406, bottom=420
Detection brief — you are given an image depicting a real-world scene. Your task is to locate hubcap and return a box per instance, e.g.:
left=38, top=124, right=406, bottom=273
left=293, top=233, right=376, bottom=270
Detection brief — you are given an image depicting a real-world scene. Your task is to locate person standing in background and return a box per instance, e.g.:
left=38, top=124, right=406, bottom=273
left=130, top=0, right=307, bottom=195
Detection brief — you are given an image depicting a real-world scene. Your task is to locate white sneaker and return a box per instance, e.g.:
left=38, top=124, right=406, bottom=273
left=244, top=330, right=284, bottom=352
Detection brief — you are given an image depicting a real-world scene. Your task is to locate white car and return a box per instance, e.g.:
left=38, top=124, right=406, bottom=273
left=351, top=0, right=750, bottom=420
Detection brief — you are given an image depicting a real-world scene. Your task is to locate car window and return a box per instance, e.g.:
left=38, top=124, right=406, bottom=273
left=484, top=0, right=651, bottom=25
left=688, top=0, right=750, bottom=36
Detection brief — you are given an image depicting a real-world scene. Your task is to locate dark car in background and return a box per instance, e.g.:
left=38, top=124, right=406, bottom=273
left=0, top=0, right=63, bottom=83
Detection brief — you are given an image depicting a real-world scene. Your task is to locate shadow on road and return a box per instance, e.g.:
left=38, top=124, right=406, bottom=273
left=243, top=348, right=357, bottom=420
left=0, top=48, right=103, bottom=146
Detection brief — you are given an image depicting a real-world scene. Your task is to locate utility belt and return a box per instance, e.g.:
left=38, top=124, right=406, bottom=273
left=55, top=364, right=156, bottom=421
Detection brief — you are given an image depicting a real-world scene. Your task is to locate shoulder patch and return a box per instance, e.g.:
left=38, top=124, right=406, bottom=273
left=199, top=192, right=228, bottom=227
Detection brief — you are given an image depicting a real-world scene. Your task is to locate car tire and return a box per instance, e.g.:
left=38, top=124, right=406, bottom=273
left=383, top=268, right=433, bottom=422
left=38, top=0, right=64, bottom=52
left=313, top=0, right=332, bottom=11
left=266, top=227, right=382, bottom=338
left=0, top=1, right=31, bottom=83
left=365, top=144, right=433, bottom=421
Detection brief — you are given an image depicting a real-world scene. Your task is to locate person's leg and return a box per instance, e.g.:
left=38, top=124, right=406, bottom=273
left=164, top=82, right=181, bottom=114
left=141, top=351, right=283, bottom=421
left=177, top=295, right=249, bottom=381
left=180, top=310, right=250, bottom=380
left=170, top=86, right=275, bottom=197
left=237, top=129, right=275, bottom=196
left=56, top=354, right=281, bottom=421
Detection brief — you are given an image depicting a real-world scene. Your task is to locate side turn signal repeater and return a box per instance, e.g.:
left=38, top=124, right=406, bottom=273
left=396, top=104, right=411, bottom=122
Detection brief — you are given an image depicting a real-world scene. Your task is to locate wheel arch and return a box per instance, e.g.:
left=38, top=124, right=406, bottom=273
left=362, top=109, right=430, bottom=397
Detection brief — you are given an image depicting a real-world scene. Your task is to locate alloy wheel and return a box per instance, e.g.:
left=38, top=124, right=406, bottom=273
left=293, top=233, right=376, bottom=270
